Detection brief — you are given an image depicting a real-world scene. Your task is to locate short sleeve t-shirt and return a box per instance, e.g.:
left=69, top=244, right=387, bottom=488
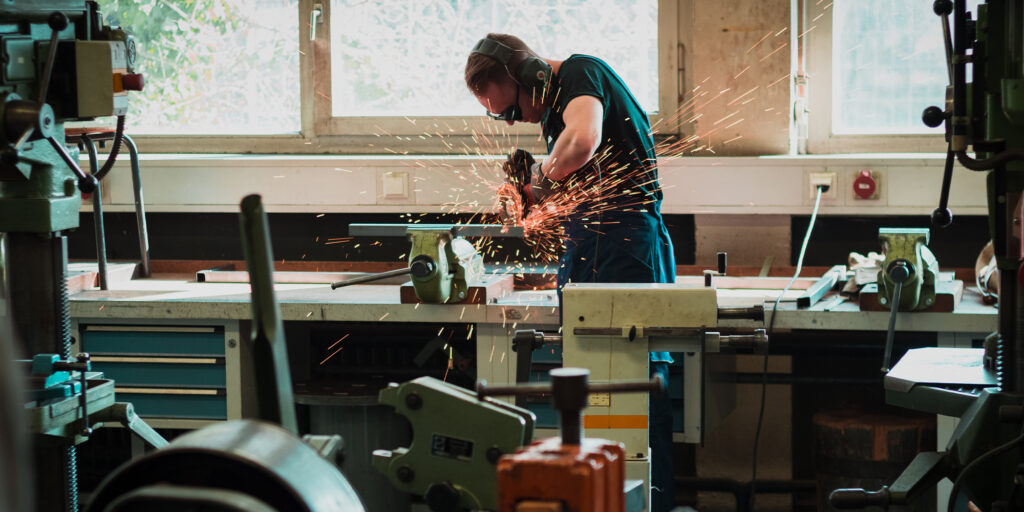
left=541, top=55, right=663, bottom=213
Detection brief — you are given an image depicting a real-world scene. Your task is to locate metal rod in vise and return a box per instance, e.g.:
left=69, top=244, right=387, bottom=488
left=330, top=267, right=413, bottom=289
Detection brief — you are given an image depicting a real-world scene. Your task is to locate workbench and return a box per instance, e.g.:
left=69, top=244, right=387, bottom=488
left=66, top=265, right=997, bottom=510
left=67, top=266, right=997, bottom=427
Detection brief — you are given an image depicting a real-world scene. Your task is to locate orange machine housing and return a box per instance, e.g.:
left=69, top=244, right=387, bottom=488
left=496, top=436, right=626, bottom=512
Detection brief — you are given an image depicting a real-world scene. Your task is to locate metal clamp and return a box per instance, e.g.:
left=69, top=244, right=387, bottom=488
left=310, top=4, right=323, bottom=41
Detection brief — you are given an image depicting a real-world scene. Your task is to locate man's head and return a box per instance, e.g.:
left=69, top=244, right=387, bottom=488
left=465, top=33, right=551, bottom=125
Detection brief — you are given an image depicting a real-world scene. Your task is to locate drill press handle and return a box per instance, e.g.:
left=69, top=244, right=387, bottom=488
left=477, top=368, right=664, bottom=446
left=330, top=258, right=435, bottom=289
left=829, top=486, right=891, bottom=509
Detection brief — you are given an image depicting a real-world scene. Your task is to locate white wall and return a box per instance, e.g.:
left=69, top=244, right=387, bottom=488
left=87, top=154, right=988, bottom=217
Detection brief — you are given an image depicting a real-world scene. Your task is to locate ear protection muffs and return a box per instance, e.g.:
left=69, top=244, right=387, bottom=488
left=471, top=38, right=552, bottom=94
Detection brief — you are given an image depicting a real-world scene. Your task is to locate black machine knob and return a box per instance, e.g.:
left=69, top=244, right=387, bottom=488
left=424, top=482, right=461, bottom=512
left=931, top=207, right=953, bottom=228
left=933, top=0, right=953, bottom=16
left=887, top=260, right=913, bottom=283
left=922, top=105, right=946, bottom=128
left=47, top=11, right=69, bottom=31
left=0, top=147, right=18, bottom=166
left=410, top=256, right=436, bottom=278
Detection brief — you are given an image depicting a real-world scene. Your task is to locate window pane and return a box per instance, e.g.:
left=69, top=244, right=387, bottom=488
left=96, top=0, right=299, bottom=135
left=330, top=0, right=658, bottom=117
left=832, top=0, right=946, bottom=135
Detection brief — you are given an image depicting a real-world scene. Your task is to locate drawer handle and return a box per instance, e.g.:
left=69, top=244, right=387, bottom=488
left=92, top=356, right=220, bottom=365
left=116, top=387, right=221, bottom=396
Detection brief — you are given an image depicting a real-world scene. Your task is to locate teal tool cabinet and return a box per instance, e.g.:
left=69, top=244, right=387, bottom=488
left=70, top=319, right=242, bottom=429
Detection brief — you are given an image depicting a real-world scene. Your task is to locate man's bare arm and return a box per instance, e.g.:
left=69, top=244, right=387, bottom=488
left=542, top=95, right=603, bottom=182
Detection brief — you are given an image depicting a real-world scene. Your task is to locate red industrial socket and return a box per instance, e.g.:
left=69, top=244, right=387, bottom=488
left=853, top=170, right=878, bottom=199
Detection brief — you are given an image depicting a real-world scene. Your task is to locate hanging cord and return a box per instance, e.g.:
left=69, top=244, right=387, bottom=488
left=93, top=115, right=125, bottom=181
left=947, top=421, right=1024, bottom=511
left=749, top=185, right=825, bottom=510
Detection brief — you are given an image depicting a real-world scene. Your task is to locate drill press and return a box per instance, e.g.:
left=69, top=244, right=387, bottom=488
left=0, top=3, right=144, bottom=511
left=831, top=1, right=1024, bottom=509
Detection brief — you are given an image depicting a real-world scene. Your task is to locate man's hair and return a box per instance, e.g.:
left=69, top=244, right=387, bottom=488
left=464, top=33, right=540, bottom=94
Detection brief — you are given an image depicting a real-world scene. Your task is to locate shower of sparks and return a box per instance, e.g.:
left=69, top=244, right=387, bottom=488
left=443, top=346, right=454, bottom=381
left=319, top=334, right=350, bottom=365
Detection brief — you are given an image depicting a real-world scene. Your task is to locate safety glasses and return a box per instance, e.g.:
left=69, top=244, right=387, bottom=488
left=485, top=86, right=523, bottom=122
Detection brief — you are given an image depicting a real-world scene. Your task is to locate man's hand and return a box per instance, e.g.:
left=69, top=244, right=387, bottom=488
left=503, top=149, right=535, bottom=190
left=501, top=149, right=538, bottom=219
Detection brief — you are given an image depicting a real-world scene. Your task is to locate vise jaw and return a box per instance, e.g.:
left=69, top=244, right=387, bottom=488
left=407, top=228, right=483, bottom=304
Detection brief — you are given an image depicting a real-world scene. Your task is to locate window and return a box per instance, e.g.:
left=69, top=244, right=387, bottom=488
left=96, top=0, right=300, bottom=135
left=316, top=0, right=672, bottom=142
left=92, top=0, right=679, bottom=153
left=804, top=0, right=947, bottom=152
left=328, top=1, right=659, bottom=119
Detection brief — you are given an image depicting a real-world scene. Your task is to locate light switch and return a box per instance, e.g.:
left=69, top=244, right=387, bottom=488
left=382, top=171, right=409, bottom=199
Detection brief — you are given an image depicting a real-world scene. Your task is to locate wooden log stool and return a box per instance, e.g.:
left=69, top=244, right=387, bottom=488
left=813, top=409, right=936, bottom=511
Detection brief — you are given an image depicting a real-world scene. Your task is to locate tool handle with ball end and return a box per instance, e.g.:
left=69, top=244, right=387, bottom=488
left=881, top=261, right=912, bottom=372
left=931, top=143, right=955, bottom=228
left=330, top=267, right=413, bottom=289
left=46, top=136, right=97, bottom=193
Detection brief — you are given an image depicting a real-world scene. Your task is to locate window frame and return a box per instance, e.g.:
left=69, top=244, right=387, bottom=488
left=802, top=0, right=946, bottom=154
left=134, top=0, right=681, bottom=154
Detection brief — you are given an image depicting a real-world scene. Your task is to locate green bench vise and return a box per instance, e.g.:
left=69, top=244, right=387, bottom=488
left=333, top=224, right=522, bottom=304
left=373, top=376, right=535, bottom=511
left=877, top=228, right=939, bottom=311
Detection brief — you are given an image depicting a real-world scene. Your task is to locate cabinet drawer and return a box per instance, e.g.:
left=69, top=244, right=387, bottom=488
left=81, top=326, right=224, bottom=356
left=116, top=388, right=226, bottom=420
left=92, top=357, right=226, bottom=388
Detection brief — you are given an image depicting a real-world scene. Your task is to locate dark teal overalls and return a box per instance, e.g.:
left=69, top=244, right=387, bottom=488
left=542, top=54, right=677, bottom=512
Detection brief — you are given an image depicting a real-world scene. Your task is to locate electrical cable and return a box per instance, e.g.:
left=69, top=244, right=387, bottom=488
left=947, top=423, right=1024, bottom=512
left=94, top=115, right=126, bottom=181
left=749, top=185, right=825, bottom=510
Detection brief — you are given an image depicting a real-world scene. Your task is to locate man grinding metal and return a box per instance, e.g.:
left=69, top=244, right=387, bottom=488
left=464, top=34, right=677, bottom=512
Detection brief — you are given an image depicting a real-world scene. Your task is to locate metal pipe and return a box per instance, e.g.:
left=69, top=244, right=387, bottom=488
left=91, top=182, right=108, bottom=291
left=80, top=135, right=107, bottom=290
left=718, top=306, right=765, bottom=320
left=588, top=377, right=664, bottom=396
left=476, top=381, right=551, bottom=398
left=956, top=148, right=1024, bottom=171
left=122, top=135, right=150, bottom=278
left=239, top=194, right=298, bottom=434
left=477, top=377, right=663, bottom=398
